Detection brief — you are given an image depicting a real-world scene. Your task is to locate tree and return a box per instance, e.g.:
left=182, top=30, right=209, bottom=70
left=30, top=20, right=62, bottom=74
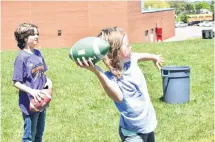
left=144, top=1, right=170, bottom=9
left=185, top=3, right=195, bottom=14
left=168, top=1, right=211, bottom=15
left=196, top=2, right=211, bottom=10
left=180, top=14, right=188, bottom=23
left=210, top=0, right=214, bottom=20
left=168, top=1, right=186, bottom=15
left=195, top=3, right=202, bottom=14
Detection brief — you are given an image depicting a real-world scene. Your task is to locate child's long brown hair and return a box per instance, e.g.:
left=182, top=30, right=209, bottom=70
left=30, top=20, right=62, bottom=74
left=97, top=27, right=127, bottom=79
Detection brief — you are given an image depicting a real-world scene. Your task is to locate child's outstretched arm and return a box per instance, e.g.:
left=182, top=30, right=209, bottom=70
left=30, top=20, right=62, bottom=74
left=132, top=52, right=164, bottom=70
left=76, top=58, right=123, bottom=103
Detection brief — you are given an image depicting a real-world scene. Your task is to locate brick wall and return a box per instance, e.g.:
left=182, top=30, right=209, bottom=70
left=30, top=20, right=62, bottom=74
left=1, top=1, right=174, bottom=51
left=127, top=1, right=175, bottom=43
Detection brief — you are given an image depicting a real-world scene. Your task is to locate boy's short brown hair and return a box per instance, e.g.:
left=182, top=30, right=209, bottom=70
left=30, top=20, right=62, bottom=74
left=14, top=23, right=38, bottom=49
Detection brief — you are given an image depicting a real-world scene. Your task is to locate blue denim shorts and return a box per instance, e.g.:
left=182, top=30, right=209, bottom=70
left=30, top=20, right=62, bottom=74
left=119, top=127, right=155, bottom=142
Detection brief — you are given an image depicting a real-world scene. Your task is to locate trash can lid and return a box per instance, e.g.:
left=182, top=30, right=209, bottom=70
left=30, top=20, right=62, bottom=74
left=202, top=29, right=213, bottom=31
left=161, top=66, right=191, bottom=71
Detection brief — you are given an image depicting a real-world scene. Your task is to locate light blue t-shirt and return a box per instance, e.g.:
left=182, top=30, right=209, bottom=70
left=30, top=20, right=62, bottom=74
left=105, top=55, right=157, bottom=134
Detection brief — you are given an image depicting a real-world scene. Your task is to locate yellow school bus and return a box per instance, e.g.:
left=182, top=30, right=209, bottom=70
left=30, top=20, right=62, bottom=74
left=187, top=14, right=213, bottom=22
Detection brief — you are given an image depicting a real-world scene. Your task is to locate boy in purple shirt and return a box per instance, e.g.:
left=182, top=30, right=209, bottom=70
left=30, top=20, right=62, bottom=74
left=13, top=23, right=51, bottom=142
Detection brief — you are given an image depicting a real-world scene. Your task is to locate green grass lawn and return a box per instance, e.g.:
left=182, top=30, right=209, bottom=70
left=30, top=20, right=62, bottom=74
left=1, top=39, right=214, bottom=142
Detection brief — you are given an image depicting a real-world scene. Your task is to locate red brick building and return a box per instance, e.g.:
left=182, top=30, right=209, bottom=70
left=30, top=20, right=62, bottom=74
left=1, top=1, right=175, bottom=51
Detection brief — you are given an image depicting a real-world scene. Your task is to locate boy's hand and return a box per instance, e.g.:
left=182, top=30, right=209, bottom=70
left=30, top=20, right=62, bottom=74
left=30, top=89, right=46, bottom=103
left=153, top=55, right=164, bottom=70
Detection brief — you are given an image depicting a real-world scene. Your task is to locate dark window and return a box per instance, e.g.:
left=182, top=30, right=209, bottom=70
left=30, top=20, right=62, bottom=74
left=151, top=29, right=154, bottom=34
left=145, top=30, right=148, bottom=40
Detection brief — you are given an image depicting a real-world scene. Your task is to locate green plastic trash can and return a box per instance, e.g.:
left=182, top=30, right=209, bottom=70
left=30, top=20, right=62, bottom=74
left=161, top=66, right=191, bottom=104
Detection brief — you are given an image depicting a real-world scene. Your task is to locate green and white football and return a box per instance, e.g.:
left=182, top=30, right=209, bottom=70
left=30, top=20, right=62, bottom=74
left=69, top=37, right=110, bottom=64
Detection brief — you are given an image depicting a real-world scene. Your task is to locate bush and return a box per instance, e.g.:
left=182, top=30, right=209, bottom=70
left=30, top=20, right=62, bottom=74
left=180, top=14, right=188, bottom=23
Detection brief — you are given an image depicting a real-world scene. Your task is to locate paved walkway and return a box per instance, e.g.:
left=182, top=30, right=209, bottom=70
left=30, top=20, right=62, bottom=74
left=164, top=26, right=214, bottom=42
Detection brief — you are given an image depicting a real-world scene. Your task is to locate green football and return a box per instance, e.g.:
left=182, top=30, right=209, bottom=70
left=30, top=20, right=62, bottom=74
left=69, top=37, right=110, bottom=64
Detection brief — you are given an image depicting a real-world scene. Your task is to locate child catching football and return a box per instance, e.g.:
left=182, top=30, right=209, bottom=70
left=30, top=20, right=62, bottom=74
left=13, top=23, right=51, bottom=142
left=77, top=26, right=164, bottom=142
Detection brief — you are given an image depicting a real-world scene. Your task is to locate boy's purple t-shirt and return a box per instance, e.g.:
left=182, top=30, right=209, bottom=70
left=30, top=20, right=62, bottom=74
left=13, top=49, right=47, bottom=115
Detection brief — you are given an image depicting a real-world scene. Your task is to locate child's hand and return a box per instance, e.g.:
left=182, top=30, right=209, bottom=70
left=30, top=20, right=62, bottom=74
left=76, top=57, right=103, bottom=73
left=30, top=89, right=46, bottom=103
left=153, top=55, right=164, bottom=70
